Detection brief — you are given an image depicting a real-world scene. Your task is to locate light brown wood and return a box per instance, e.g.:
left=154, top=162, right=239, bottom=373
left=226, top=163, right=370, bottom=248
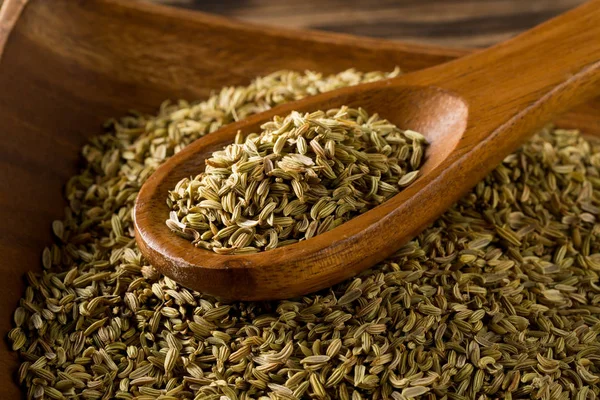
left=0, top=0, right=25, bottom=56
left=135, top=0, right=600, bottom=301
left=0, top=0, right=600, bottom=394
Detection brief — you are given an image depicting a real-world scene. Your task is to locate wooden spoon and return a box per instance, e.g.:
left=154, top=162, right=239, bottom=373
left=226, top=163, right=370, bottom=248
left=135, top=0, right=600, bottom=301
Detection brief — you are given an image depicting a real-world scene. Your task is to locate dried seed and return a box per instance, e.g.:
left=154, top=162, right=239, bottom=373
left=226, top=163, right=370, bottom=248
left=9, top=67, right=600, bottom=400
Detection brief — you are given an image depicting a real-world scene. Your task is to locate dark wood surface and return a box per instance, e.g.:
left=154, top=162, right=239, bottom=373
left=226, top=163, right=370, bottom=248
left=135, top=1, right=600, bottom=300
left=154, top=0, right=586, bottom=48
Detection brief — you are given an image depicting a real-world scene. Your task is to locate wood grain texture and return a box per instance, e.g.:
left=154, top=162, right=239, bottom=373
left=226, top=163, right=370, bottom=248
left=0, top=0, right=599, bottom=395
left=154, top=0, right=587, bottom=48
left=134, top=0, right=600, bottom=300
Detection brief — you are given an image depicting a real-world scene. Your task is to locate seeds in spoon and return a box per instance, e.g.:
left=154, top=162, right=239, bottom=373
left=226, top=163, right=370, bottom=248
left=166, top=106, right=428, bottom=254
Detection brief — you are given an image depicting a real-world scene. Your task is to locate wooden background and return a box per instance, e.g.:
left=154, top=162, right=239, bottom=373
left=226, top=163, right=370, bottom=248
left=153, top=0, right=586, bottom=48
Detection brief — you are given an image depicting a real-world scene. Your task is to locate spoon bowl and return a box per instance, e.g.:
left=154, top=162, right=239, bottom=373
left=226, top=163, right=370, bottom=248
left=135, top=85, right=468, bottom=299
left=135, top=0, right=600, bottom=300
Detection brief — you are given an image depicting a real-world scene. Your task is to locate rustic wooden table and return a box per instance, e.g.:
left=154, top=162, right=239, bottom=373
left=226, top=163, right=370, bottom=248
left=154, top=0, right=585, bottom=48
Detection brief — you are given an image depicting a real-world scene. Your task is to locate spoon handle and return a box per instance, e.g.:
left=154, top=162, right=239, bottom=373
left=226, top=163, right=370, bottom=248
left=409, top=0, right=600, bottom=147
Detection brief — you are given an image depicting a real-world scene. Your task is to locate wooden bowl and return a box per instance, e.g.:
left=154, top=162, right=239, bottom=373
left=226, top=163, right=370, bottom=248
left=0, top=0, right=599, bottom=395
